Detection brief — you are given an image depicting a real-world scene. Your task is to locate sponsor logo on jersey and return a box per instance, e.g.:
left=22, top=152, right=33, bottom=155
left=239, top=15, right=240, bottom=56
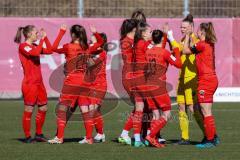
left=24, top=46, right=32, bottom=52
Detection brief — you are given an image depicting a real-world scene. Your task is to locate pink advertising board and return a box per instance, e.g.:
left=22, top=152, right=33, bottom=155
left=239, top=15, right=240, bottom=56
left=0, top=18, right=239, bottom=99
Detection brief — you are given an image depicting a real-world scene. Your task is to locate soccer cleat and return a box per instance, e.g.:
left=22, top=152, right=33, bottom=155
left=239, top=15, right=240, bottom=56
left=200, top=135, right=220, bottom=145
left=23, top=136, right=34, bottom=143
left=196, top=140, right=216, bottom=149
left=48, top=136, right=63, bottom=144
left=94, top=133, right=106, bottom=143
left=78, top=137, right=93, bottom=144
left=133, top=141, right=145, bottom=147
left=118, top=136, right=131, bottom=145
left=214, top=135, right=220, bottom=145
left=34, top=134, right=48, bottom=142
left=158, top=135, right=166, bottom=144
left=144, top=140, right=150, bottom=146
left=176, top=138, right=190, bottom=145
left=145, top=135, right=165, bottom=148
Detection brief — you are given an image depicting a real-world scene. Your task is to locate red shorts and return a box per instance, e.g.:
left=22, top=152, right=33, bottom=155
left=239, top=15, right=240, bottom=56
left=64, top=72, right=84, bottom=86
left=198, top=76, right=218, bottom=103
left=133, top=84, right=161, bottom=104
left=59, top=73, right=92, bottom=107
left=122, top=68, right=135, bottom=98
left=59, top=94, right=90, bottom=107
left=129, top=70, right=147, bottom=103
left=88, top=77, right=107, bottom=105
left=22, top=82, right=47, bottom=106
left=146, top=94, right=171, bottom=111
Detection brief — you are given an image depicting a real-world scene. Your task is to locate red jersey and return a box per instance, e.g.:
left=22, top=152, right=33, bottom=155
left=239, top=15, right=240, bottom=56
left=121, top=36, right=134, bottom=64
left=93, top=50, right=107, bottom=77
left=86, top=50, right=107, bottom=83
left=134, top=39, right=151, bottom=63
left=19, top=37, right=52, bottom=84
left=145, top=47, right=182, bottom=80
left=87, top=50, right=107, bottom=104
left=121, top=34, right=166, bottom=64
left=52, top=29, right=104, bottom=75
left=52, top=29, right=103, bottom=61
left=133, top=34, right=167, bottom=63
left=192, top=41, right=216, bottom=77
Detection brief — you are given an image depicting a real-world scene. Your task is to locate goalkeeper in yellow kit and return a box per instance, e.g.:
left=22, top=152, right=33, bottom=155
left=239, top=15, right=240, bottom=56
left=167, top=14, right=204, bottom=145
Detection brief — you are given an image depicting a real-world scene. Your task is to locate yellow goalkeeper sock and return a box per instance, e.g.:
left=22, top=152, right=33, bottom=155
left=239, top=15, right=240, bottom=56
left=179, top=111, right=189, bottom=140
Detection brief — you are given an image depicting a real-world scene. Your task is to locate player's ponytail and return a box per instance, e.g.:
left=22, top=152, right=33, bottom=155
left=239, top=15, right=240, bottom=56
left=134, top=22, right=148, bottom=45
left=14, top=25, right=35, bottom=44
left=200, top=22, right=217, bottom=44
left=120, top=19, right=137, bottom=40
left=14, top=27, right=24, bottom=43
left=131, top=9, right=146, bottom=23
left=70, top=24, right=88, bottom=50
left=132, top=21, right=148, bottom=66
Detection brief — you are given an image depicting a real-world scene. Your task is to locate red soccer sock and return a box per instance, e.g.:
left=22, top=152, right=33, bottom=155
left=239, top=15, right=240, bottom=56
left=204, top=116, right=216, bottom=141
left=22, top=111, right=33, bottom=138
left=94, top=111, right=104, bottom=134
left=57, top=110, right=67, bottom=139
left=82, top=112, right=94, bottom=139
left=123, top=112, right=133, bottom=131
left=149, top=117, right=167, bottom=138
left=35, top=110, right=47, bottom=135
left=132, top=111, right=143, bottom=134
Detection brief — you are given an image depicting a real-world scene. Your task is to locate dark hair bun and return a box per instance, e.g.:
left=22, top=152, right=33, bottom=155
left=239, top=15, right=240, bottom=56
left=152, top=29, right=163, bottom=44
left=183, top=14, right=193, bottom=23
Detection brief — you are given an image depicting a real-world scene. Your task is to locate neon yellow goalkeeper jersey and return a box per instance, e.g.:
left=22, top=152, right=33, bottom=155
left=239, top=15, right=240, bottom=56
left=171, top=33, right=199, bottom=83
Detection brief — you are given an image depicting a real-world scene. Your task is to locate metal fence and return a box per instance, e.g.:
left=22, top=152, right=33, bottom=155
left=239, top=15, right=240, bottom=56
left=0, top=0, right=239, bottom=17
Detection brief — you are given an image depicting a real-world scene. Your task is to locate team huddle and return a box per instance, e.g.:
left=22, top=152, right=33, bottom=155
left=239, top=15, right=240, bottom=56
left=14, top=9, right=220, bottom=149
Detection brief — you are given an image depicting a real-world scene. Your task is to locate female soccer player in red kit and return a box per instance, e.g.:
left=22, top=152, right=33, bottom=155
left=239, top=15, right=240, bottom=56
left=126, top=21, right=152, bottom=147
left=14, top=25, right=52, bottom=143
left=79, top=32, right=108, bottom=144
left=118, top=19, right=137, bottom=145
left=131, top=10, right=168, bottom=144
left=144, top=30, right=182, bottom=148
left=118, top=19, right=167, bottom=146
left=48, top=24, right=104, bottom=144
left=183, top=22, right=219, bottom=148
left=119, top=20, right=152, bottom=147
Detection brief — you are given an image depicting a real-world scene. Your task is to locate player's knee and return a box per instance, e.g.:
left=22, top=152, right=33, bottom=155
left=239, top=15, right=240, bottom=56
left=202, top=111, right=212, bottom=117
left=178, top=104, right=185, bottom=112
left=94, top=104, right=100, bottom=110
left=24, top=105, right=34, bottom=112
left=80, top=105, right=89, bottom=113
left=162, top=111, right=171, bottom=121
left=188, top=104, right=194, bottom=113
left=200, top=104, right=212, bottom=117
left=38, top=105, right=48, bottom=112
left=153, top=110, right=160, bottom=120
left=135, top=102, right=144, bottom=112
left=58, top=104, right=68, bottom=112
left=89, top=104, right=95, bottom=111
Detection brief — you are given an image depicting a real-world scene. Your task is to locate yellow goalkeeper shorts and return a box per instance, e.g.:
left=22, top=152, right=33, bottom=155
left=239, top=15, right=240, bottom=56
left=177, top=76, right=197, bottom=105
